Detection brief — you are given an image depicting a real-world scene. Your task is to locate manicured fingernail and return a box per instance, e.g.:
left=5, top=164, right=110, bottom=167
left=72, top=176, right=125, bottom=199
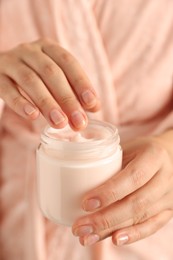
left=50, top=109, right=66, bottom=125
left=24, top=104, right=37, bottom=115
left=83, top=199, right=101, bottom=211
left=74, top=225, right=93, bottom=237
left=71, top=111, right=86, bottom=128
left=81, top=90, right=96, bottom=106
left=116, top=234, right=129, bottom=246
left=83, top=234, right=100, bottom=246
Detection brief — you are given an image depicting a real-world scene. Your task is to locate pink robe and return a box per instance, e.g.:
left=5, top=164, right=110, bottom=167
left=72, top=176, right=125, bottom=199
left=0, top=0, right=173, bottom=259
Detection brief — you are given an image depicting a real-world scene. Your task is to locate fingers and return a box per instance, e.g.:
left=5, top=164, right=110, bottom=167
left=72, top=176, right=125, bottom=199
left=0, top=39, right=100, bottom=129
left=73, top=207, right=173, bottom=246
left=81, top=144, right=164, bottom=211
left=0, top=75, right=39, bottom=119
left=42, top=41, right=101, bottom=112
left=112, top=210, right=173, bottom=246
left=3, top=62, right=69, bottom=128
left=72, top=169, right=171, bottom=245
left=20, top=48, right=88, bottom=130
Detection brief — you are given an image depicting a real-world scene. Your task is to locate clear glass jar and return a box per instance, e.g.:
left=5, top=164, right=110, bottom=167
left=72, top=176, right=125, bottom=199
left=37, top=120, right=122, bottom=226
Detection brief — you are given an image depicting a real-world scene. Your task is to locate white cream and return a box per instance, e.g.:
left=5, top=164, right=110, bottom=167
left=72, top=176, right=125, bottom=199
left=37, top=120, right=122, bottom=226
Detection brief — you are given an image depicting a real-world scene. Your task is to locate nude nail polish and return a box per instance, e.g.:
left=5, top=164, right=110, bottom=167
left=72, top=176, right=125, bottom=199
left=71, top=110, right=86, bottom=128
left=83, top=199, right=101, bottom=211
left=81, top=90, right=96, bottom=106
left=74, top=225, right=93, bottom=237
left=50, top=109, right=66, bottom=125
left=24, top=104, right=37, bottom=115
left=116, top=234, right=129, bottom=246
left=84, top=234, right=100, bottom=246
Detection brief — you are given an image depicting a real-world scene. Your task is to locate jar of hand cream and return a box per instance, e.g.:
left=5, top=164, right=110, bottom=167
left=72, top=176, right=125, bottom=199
left=37, top=120, right=122, bottom=226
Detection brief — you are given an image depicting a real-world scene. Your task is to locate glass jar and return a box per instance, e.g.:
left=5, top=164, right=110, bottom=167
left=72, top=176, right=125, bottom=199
left=37, top=120, right=122, bottom=226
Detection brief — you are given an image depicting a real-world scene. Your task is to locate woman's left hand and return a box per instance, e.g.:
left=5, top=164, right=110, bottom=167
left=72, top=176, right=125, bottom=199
left=72, top=131, right=173, bottom=246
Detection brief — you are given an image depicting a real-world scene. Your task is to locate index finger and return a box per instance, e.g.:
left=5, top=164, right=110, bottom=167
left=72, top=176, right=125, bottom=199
left=82, top=143, right=163, bottom=212
left=41, top=40, right=101, bottom=112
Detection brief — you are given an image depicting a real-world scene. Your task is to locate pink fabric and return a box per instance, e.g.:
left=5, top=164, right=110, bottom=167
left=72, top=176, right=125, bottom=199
left=0, top=0, right=173, bottom=259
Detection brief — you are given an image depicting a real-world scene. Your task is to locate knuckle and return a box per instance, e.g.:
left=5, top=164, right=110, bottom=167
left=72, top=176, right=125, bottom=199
left=109, top=178, right=121, bottom=201
left=138, top=211, right=149, bottom=223
left=131, top=167, right=146, bottom=188
left=73, top=76, right=85, bottom=87
left=93, top=212, right=111, bottom=231
left=60, top=95, right=76, bottom=106
left=106, top=182, right=119, bottom=202
left=93, top=210, right=119, bottom=232
left=37, top=96, right=52, bottom=108
left=109, top=189, right=119, bottom=202
left=12, top=95, right=22, bottom=111
left=20, top=71, right=36, bottom=85
left=42, top=63, right=57, bottom=77
left=41, top=39, right=61, bottom=53
left=133, top=225, right=141, bottom=241
left=60, top=51, right=73, bottom=64
left=130, top=195, right=148, bottom=218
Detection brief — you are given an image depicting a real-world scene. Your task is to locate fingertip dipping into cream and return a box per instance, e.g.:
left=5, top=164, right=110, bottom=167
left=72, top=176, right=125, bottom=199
left=70, top=110, right=87, bottom=130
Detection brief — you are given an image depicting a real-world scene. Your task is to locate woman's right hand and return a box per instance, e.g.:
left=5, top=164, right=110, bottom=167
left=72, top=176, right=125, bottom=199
left=0, top=39, right=100, bottom=130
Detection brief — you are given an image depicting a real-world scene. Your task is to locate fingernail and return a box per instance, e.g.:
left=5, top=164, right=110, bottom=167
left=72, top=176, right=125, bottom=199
left=50, top=109, right=66, bottom=125
left=74, top=225, right=93, bottom=237
left=71, top=111, right=86, bottom=128
left=24, top=104, right=37, bottom=115
left=83, top=234, right=100, bottom=246
left=116, top=234, right=129, bottom=246
left=83, top=199, right=101, bottom=211
left=81, top=90, right=96, bottom=106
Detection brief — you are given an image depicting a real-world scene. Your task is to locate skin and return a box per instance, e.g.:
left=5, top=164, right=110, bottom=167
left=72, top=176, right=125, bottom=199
left=0, top=39, right=100, bottom=131
left=1, top=39, right=173, bottom=247
left=72, top=130, right=173, bottom=246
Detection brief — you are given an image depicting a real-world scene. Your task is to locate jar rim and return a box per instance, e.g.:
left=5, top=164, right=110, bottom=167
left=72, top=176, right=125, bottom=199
left=41, top=119, right=120, bottom=151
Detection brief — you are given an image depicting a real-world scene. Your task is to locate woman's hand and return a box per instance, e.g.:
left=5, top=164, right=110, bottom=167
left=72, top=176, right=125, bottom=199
left=0, top=39, right=100, bottom=130
left=72, top=131, right=173, bottom=246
